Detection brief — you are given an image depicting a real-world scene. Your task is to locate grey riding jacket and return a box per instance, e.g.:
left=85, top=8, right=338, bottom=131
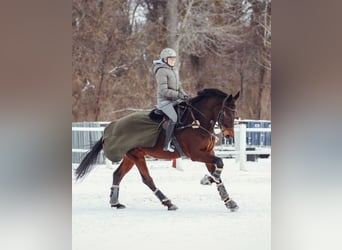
left=153, top=62, right=187, bottom=109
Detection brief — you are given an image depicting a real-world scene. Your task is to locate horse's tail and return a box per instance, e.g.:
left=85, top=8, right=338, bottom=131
left=75, top=136, right=103, bottom=180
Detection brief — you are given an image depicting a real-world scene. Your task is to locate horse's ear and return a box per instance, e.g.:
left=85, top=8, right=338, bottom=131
left=227, top=94, right=233, bottom=102
left=234, top=91, right=240, bottom=100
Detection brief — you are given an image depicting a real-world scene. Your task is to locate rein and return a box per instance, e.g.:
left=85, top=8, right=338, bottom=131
left=185, top=95, right=236, bottom=132
left=176, top=105, right=217, bottom=140
left=176, top=94, right=236, bottom=142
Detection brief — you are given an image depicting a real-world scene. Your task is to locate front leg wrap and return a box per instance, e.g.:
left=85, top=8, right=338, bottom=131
left=200, top=165, right=223, bottom=185
left=217, top=182, right=230, bottom=203
left=212, top=166, right=223, bottom=182
left=212, top=157, right=224, bottom=181
left=201, top=157, right=239, bottom=211
left=217, top=182, right=239, bottom=211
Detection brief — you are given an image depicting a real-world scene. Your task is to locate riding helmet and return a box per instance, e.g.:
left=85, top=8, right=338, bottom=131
left=160, top=48, right=177, bottom=60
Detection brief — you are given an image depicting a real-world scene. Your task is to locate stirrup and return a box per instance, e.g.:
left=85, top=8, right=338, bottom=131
left=163, top=142, right=175, bottom=152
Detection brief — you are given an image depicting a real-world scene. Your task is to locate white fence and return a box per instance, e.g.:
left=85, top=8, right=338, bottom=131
left=72, top=122, right=271, bottom=170
left=72, top=122, right=109, bottom=164
left=234, top=124, right=271, bottom=170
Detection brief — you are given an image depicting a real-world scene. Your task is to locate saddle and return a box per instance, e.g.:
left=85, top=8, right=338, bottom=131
left=149, top=102, right=189, bottom=127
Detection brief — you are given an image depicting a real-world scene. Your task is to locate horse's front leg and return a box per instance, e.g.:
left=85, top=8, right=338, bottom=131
left=201, top=162, right=239, bottom=212
left=188, top=150, right=223, bottom=183
left=190, top=151, right=239, bottom=212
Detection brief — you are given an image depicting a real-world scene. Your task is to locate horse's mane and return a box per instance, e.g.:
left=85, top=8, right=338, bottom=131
left=190, top=88, right=228, bottom=104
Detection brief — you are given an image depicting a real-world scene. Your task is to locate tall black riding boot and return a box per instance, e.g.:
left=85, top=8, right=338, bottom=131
left=163, top=121, right=176, bottom=152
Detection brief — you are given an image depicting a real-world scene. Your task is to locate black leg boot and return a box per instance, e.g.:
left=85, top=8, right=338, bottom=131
left=163, top=121, right=176, bottom=152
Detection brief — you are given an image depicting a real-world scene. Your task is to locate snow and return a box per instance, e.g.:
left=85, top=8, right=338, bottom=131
left=72, top=158, right=271, bottom=250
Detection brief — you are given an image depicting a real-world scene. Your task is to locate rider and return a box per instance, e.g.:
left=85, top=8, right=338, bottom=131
left=153, top=48, right=189, bottom=152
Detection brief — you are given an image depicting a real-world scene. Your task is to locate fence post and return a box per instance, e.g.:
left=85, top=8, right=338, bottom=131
left=239, top=123, right=247, bottom=171
left=235, top=125, right=240, bottom=163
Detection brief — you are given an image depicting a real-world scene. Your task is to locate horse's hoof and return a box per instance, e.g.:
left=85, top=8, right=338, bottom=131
left=111, top=203, right=126, bottom=209
left=229, top=205, right=239, bottom=212
left=162, top=200, right=178, bottom=210
left=167, top=204, right=178, bottom=211
left=225, top=200, right=239, bottom=212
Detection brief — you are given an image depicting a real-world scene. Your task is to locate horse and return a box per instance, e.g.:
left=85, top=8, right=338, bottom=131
left=74, top=88, right=240, bottom=211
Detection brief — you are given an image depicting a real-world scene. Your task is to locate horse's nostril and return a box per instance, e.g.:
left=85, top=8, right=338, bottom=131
left=223, top=130, right=234, bottom=137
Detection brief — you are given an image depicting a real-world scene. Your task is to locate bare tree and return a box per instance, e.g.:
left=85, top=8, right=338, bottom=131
left=72, top=0, right=133, bottom=120
left=178, top=0, right=246, bottom=57
left=258, top=0, right=271, bottom=71
left=248, top=0, right=271, bottom=119
left=72, top=0, right=271, bottom=121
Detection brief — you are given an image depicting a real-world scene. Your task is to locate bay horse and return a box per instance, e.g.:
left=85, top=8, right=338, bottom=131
left=75, top=88, right=240, bottom=211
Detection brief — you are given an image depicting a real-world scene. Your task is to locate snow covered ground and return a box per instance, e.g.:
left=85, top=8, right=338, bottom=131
left=72, top=157, right=271, bottom=250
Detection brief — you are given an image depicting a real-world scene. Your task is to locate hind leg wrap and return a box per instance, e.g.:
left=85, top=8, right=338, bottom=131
left=110, top=185, right=126, bottom=209
left=154, top=189, right=178, bottom=210
left=110, top=185, right=120, bottom=205
left=154, top=189, right=170, bottom=204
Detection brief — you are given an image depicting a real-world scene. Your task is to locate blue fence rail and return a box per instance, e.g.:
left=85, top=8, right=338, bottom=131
left=239, top=120, right=271, bottom=147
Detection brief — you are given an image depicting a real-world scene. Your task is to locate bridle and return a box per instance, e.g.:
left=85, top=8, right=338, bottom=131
left=216, top=95, right=237, bottom=136
left=179, top=95, right=237, bottom=137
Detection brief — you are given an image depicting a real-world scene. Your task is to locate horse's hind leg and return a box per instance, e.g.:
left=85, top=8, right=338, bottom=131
left=129, top=149, right=178, bottom=211
left=110, top=155, right=134, bottom=209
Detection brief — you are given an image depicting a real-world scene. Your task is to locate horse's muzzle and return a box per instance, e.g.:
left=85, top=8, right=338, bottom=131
left=222, top=129, right=234, bottom=137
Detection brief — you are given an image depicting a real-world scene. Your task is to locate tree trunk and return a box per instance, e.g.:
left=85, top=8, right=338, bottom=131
left=258, top=66, right=265, bottom=119
left=166, top=0, right=178, bottom=50
left=239, top=70, right=244, bottom=99
left=166, top=0, right=180, bottom=71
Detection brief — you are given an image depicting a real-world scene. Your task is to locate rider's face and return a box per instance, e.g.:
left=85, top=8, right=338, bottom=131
left=167, top=57, right=176, bottom=66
